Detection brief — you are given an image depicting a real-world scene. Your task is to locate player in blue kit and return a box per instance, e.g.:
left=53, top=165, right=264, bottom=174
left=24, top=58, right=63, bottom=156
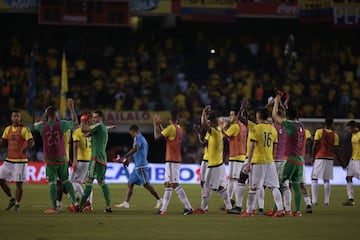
left=115, top=125, right=162, bottom=209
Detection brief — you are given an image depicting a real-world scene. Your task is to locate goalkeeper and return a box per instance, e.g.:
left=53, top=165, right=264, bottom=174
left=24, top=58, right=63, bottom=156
left=115, top=125, right=162, bottom=209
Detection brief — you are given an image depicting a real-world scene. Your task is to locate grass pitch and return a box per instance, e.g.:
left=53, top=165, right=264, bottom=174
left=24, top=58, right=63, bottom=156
left=0, top=184, right=359, bottom=240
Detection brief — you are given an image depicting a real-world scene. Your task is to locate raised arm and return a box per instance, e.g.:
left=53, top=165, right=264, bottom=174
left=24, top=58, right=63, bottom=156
left=67, top=98, right=78, bottom=127
left=272, top=95, right=284, bottom=125
left=73, top=140, right=79, bottom=171
left=201, top=105, right=211, bottom=131
left=237, top=98, right=250, bottom=125
left=153, top=114, right=163, bottom=140
left=36, top=106, right=52, bottom=123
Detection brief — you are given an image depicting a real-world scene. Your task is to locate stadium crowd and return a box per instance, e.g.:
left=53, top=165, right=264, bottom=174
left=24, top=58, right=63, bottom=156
left=0, top=28, right=359, bottom=122
left=0, top=20, right=359, bottom=163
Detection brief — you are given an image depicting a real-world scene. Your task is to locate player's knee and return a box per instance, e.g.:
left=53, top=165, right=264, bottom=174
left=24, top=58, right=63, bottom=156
left=324, top=180, right=330, bottom=183
left=218, top=186, right=225, bottom=191
left=346, top=176, right=352, bottom=182
left=172, top=183, right=179, bottom=189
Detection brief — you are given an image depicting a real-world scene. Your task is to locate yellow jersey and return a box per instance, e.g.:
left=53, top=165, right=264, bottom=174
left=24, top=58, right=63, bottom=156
left=206, top=127, right=223, bottom=167
left=314, top=128, right=339, bottom=145
left=64, top=129, right=71, bottom=161
left=2, top=125, right=33, bottom=162
left=246, top=120, right=256, bottom=157
left=351, top=131, right=360, bottom=160
left=72, top=128, right=92, bottom=161
left=249, top=123, right=278, bottom=164
left=203, top=132, right=210, bottom=161
left=161, top=124, right=177, bottom=141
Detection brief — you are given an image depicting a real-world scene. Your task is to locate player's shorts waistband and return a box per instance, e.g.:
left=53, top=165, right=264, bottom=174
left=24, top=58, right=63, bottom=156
left=315, top=157, right=333, bottom=161
left=275, top=159, right=287, bottom=162
left=229, top=159, right=245, bottom=163
left=4, top=160, right=28, bottom=164
left=208, top=163, right=224, bottom=168
left=286, top=157, right=304, bottom=165
left=202, top=159, right=208, bottom=162
left=78, top=160, right=91, bottom=163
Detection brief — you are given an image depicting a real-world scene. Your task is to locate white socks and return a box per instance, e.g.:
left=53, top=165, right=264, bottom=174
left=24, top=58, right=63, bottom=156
left=324, top=181, right=330, bottom=204
left=175, top=186, right=192, bottom=210
left=347, top=182, right=354, bottom=199
left=272, top=188, right=283, bottom=211
left=283, top=185, right=292, bottom=211
left=218, top=188, right=232, bottom=210
left=257, top=187, right=265, bottom=209
left=245, top=190, right=257, bottom=214
left=235, top=183, right=245, bottom=208
left=311, top=179, right=318, bottom=205
left=304, top=194, right=312, bottom=206
left=201, top=187, right=211, bottom=210
left=228, top=180, right=237, bottom=199
left=160, top=188, right=172, bottom=212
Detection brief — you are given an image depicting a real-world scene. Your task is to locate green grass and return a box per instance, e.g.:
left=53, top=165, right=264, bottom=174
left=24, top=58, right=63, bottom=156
left=0, top=184, right=358, bottom=240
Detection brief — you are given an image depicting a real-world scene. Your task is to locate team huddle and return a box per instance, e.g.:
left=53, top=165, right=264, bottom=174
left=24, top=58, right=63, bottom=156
left=0, top=93, right=359, bottom=216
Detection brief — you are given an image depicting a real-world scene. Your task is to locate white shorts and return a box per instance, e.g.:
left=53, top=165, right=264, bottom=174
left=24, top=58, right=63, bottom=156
left=0, top=161, right=27, bottom=182
left=165, top=162, right=181, bottom=184
left=228, top=161, right=244, bottom=179
left=200, top=160, right=208, bottom=183
left=311, top=159, right=333, bottom=180
left=347, top=159, right=360, bottom=179
left=204, top=164, right=227, bottom=190
left=70, top=161, right=90, bottom=183
left=249, top=162, right=279, bottom=189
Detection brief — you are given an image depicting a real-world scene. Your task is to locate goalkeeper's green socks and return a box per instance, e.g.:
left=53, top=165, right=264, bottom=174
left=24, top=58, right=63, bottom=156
left=101, top=183, right=111, bottom=207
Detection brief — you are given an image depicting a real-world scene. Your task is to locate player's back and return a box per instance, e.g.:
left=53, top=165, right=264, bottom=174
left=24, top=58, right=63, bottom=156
left=315, top=128, right=337, bottom=159
left=207, top=127, right=223, bottom=167
left=283, top=120, right=305, bottom=158
left=250, top=123, right=278, bottom=164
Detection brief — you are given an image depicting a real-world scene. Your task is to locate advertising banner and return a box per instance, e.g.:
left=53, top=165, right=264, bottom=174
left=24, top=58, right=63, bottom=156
left=130, top=0, right=172, bottom=15
left=298, top=0, right=333, bottom=22
left=237, top=2, right=298, bottom=18
left=103, top=111, right=169, bottom=124
left=0, top=0, right=38, bottom=12
left=180, top=0, right=237, bottom=21
left=14, top=162, right=360, bottom=185
left=333, top=1, right=360, bottom=27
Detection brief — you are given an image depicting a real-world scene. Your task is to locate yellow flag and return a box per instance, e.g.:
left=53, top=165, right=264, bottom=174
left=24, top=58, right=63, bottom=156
left=60, top=53, right=68, bottom=118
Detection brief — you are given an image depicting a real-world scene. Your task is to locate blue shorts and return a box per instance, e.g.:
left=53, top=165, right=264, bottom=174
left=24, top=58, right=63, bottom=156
left=128, top=167, right=151, bottom=185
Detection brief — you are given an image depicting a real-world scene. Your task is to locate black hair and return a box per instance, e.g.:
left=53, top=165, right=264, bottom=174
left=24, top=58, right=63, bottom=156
left=286, top=107, right=297, bottom=120
left=325, top=117, right=333, bottom=127
left=170, top=110, right=179, bottom=122
left=129, top=125, right=139, bottom=132
left=93, top=110, right=105, bottom=119
left=256, top=107, right=269, bottom=120
left=346, top=120, right=357, bottom=128
left=11, top=109, right=20, bottom=114
left=46, top=107, right=57, bottom=118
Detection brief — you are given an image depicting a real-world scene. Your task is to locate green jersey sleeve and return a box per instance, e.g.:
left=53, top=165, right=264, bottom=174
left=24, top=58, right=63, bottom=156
left=60, top=120, right=74, bottom=134
left=33, top=122, right=44, bottom=135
